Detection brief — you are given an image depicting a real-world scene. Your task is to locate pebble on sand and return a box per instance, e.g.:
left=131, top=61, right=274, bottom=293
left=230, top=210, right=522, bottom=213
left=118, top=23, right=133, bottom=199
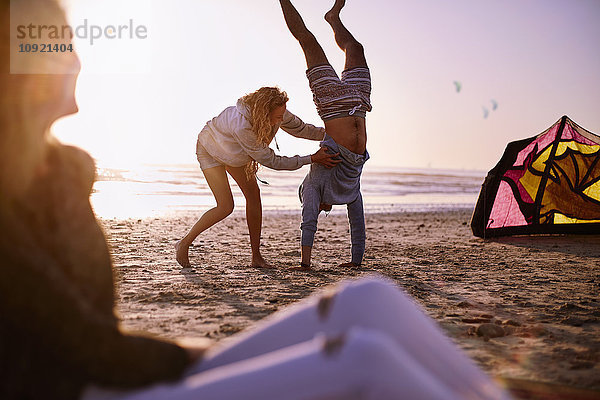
left=477, top=323, right=505, bottom=339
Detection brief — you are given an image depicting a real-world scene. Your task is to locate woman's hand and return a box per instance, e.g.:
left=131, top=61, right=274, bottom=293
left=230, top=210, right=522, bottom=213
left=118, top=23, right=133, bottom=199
left=311, top=146, right=341, bottom=168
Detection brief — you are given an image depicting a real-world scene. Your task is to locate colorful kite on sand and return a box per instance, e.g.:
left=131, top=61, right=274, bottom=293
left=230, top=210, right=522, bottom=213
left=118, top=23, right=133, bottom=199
left=471, top=116, right=600, bottom=237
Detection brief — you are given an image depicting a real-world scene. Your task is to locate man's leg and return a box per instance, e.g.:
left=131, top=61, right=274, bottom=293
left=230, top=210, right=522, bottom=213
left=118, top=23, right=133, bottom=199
left=325, top=0, right=367, bottom=70
left=343, top=192, right=365, bottom=267
left=295, top=184, right=321, bottom=270
left=279, top=0, right=329, bottom=69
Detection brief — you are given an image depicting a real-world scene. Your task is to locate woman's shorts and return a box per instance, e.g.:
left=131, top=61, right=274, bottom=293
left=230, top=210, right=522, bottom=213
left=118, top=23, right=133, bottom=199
left=306, top=64, right=372, bottom=122
left=196, top=139, right=223, bottom=170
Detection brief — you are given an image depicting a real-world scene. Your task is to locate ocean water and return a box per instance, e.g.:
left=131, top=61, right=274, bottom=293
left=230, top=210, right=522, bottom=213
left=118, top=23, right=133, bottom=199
left=92, top=164, right=486, bottom=219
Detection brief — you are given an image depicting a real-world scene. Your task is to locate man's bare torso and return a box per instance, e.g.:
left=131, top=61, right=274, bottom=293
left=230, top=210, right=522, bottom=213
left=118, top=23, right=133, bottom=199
left=324, top=115, right=367, bottom=155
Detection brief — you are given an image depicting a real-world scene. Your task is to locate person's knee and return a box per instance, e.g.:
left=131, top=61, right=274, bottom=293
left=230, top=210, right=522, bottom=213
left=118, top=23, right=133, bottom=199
left=348, top=42, right=365, bottom=56
left=342, top=276, right=400, bottom=303
left=345, top=329, right=392, bottom=361
left=301, top=206, right=319, bottom=233
left=340, top=329, right=400, bottom=386
left=297, top=31, right=319, bottom=47
left=245, top=182, right=260, bottom=201
left=217, top=199, right=234, bottom=217
left=346, top=42, right=366, bottom=67
left=333, top=276, right=407, bottom=319
left=300, top=220, right=317, bottom=233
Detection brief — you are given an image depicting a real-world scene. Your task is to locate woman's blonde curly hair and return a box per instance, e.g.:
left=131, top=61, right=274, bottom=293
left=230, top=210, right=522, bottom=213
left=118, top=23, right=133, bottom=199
left=240, top=87, right=288, bottom=179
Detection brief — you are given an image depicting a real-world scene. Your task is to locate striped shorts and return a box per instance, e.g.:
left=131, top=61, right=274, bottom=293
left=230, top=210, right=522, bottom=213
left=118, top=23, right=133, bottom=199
left=306, top=64, right=372, bottom=122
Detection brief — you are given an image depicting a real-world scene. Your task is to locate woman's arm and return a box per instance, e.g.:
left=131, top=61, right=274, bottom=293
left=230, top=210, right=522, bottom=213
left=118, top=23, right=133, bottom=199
left=280, top=110, right=326, bottom=141
left=234, top=125, right=310, bottom=170
left=232, top=127, right=339, bottom=170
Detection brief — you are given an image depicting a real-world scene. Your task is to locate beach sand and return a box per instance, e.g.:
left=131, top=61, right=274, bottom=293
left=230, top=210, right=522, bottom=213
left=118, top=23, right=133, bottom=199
left=101, top=209, right=600, bottom=396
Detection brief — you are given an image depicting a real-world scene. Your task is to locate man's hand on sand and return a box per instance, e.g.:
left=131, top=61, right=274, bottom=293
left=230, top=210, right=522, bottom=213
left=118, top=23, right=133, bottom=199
left=311, top=146, right=341, bottom=168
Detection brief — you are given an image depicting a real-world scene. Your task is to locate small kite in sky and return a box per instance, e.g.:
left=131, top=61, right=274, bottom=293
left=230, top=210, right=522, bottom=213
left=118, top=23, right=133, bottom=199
left=482, top=107, right=489, bottom=119
left=453, top=81, right=462, bottom=93
left=491, top=99, right=498, bottom=110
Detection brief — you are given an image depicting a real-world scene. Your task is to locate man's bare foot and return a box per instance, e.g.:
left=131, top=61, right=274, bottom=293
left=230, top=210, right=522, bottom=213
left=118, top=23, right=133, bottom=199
left=175, top=240, right=192, bottom=268
left=325, top=0, right=345, bottom=23
left=290, top=263, right=312, bottom=272
left=251, top=254, right=274, bottom=269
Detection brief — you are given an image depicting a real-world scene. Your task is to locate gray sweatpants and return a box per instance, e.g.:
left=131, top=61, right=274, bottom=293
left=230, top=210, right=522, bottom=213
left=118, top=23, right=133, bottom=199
left=300, top=186, right=365, bottom=265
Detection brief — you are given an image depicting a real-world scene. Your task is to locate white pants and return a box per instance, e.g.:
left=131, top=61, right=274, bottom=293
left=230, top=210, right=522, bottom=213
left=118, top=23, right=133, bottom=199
left=83, top=276, right=511, bottom=400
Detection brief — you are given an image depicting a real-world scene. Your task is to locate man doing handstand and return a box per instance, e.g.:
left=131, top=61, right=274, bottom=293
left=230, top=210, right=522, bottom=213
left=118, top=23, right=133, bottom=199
left=279, top=0, right=372, bottom=270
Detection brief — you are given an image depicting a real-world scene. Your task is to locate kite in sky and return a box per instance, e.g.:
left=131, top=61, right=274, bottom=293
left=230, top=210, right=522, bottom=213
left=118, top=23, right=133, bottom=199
left=453, top=81, right=462, bottom=93
left=482, top=107, right=489, bottom=119
left=451, top=81, right=498, bottom=119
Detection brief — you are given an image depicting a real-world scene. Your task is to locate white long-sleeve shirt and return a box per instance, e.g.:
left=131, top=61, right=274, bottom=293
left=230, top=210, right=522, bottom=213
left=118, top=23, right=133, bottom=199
left=197, top=99, right=325, bottom=170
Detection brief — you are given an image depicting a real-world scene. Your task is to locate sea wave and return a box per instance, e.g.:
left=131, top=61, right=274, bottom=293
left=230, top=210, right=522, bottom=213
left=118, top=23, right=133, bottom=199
left=91, top=164, right=485, bottom=219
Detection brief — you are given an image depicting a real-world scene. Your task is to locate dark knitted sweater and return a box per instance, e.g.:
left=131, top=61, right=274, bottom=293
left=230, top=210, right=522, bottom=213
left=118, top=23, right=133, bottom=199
left=0, top=144, right=190, bottom=400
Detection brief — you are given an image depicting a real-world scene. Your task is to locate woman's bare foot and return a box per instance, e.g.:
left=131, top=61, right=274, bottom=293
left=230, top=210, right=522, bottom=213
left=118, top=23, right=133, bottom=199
left=325, top=0, right=345, bottom=23
left=175, top=240, right=192, bottom=268
left=251, top=254, right=273, bottom=269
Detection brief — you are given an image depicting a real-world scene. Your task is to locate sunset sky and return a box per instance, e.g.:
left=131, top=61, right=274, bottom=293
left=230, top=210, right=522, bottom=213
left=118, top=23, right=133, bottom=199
left=52, top=0, right=600, bottom=171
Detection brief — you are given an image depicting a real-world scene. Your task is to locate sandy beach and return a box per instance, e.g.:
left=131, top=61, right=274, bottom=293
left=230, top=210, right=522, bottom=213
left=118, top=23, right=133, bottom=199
left=101, top=209, right=600, bottom=397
